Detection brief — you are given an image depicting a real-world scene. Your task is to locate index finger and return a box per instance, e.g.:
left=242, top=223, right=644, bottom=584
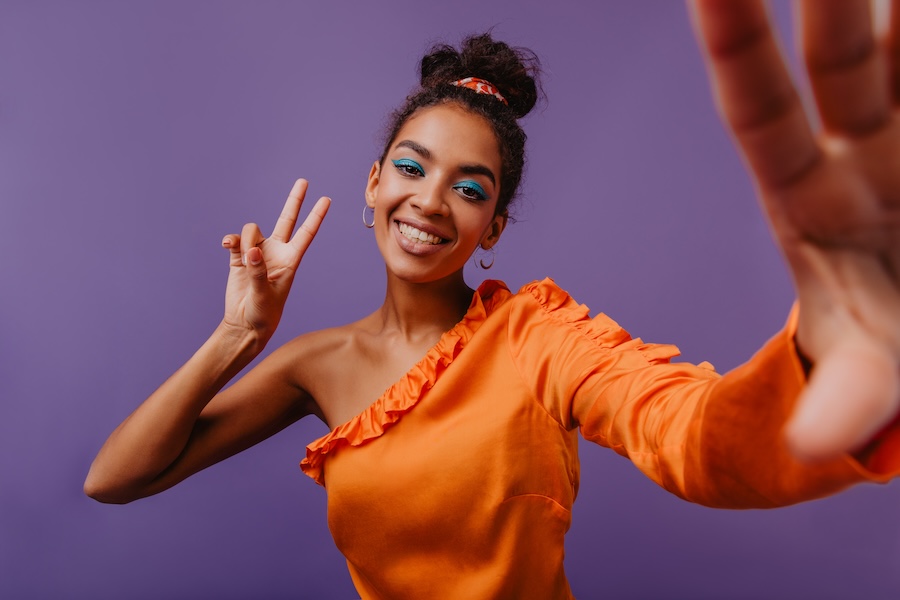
left=271, top=178, right=308, bottom=242
left=689, top=0, right=821, bottom=191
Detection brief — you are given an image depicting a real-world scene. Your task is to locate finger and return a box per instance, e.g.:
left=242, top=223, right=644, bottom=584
left=786, top=336, right=900, bottom=460
left=222, top=234, right=243, bottom=268
left=238, top=224, right=269, bottom=289
left=289, top=196, right=331, bottom=259
left=689, top=0, right=821, bottom=191
left=243, top=245, right=269, bottom=291
left=240, top=223, right=264, bottom=266
left=271, top=178, right=308, bottom=243
left=801, top=0, right=890, bottom=136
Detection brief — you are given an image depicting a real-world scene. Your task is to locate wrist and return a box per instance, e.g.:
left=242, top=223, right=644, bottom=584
left=214, top=320, right=270, bottom=358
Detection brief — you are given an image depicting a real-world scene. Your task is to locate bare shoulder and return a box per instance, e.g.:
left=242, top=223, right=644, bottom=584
left=275, top=312, right=445, bottom=429
left=281, top=317, right=374, bottom=374
left=275, top=315, right=379, bottom=423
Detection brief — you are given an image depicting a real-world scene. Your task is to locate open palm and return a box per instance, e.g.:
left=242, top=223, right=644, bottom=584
left=692, top=0, right=900, bottom=460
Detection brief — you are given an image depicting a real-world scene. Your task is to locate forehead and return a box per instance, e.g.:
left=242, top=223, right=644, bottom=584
left=392, top=104, right=501, bottom=171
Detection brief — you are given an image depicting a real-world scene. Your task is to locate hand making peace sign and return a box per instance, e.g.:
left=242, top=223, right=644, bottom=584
left=220, top=179, right=330, bottom=345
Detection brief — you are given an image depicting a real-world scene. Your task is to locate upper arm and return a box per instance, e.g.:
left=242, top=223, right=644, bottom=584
left=506, top=280, right=688, bottom=431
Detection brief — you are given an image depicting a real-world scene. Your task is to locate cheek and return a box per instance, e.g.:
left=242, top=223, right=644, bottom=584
left=459, top=210, right=497, bottom=241
left=374, top=177, right=409, bottom=212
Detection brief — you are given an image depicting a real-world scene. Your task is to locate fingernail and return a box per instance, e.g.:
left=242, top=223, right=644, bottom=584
left=241, top=253, right=246, bottom=266
left=249, top=248, right=261, bottom=265
left=222, top=237, right=230, bottom=247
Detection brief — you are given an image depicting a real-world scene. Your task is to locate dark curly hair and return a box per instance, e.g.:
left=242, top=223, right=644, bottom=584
left=379, top=33, right=542, bottom=217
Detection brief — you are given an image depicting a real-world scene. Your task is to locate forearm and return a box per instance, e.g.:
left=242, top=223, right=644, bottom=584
left=84, top=322, right=262, bottom=503
left=576, top=317, right=887, bottom=508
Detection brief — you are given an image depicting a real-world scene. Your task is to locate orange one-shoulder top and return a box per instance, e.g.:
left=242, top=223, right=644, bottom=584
left=300, top=279, right=899, bottom=600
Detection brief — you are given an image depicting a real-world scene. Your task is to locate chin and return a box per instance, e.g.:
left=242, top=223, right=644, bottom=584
left=385, top=260, right=466, bottom=286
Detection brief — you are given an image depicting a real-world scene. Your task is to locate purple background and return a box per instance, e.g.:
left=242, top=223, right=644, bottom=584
left=3, top=1, right=900, bottom=598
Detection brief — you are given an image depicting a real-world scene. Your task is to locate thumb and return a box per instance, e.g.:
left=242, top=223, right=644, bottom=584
left=786, top=337, right=900, bottom=460
left=244, top=246, right=269, bottom=291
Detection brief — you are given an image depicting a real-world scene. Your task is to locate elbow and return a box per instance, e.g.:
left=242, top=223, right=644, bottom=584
left=83, top=480, right=131, bottom=505
left=83, top=469, right=140, bottom=505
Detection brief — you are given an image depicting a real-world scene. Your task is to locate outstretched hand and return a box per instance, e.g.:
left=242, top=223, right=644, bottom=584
left=221, top=178, right=330, bottom=344
left=690, top=0, right=900, bottom=460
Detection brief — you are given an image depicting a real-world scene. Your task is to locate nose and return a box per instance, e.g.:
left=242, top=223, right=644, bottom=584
left=410, top=181, right=450, bottom=217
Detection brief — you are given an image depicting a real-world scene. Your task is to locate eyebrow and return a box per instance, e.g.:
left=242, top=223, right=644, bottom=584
left=395, top=140, right=431, bottom=159
left=459, top=164, right=496, bottom=186
left=394, top=139, right=497, bottom=186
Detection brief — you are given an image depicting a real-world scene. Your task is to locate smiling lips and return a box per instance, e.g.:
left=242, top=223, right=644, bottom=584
left=397, top=221, right=447, bottom=245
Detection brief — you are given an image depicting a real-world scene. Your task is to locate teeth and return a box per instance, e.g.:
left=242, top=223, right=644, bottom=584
left=398, top=222, right=444, bottom=245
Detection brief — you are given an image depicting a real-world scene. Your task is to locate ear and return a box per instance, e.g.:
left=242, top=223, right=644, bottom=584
left=365, top=161, right=380, bottom=208
left=481, top=211, right=508, bottom=250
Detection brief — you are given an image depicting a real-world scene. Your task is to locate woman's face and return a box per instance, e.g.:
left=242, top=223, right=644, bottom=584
left=366, top=103, right=507, bottom=284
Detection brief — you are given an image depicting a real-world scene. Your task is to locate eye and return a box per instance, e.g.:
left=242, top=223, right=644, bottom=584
left=391, top=158, right=425, bottom=177
left=453, top=180, right=489, bottom=202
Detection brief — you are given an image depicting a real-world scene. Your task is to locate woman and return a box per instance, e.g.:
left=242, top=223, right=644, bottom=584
left=85, top=1, right=900, bottom=597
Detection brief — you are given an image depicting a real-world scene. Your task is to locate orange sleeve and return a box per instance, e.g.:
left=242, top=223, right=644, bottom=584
left=510, top=279, right=899, bottom=509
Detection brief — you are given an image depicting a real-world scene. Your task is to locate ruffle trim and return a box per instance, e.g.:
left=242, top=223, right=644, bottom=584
left=300, top=280, right=512, bottom=486
left=523, top=277, right=684, bottom=366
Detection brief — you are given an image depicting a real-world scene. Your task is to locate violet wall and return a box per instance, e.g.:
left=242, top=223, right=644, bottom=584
left=2, top=1, right=899, bottom=598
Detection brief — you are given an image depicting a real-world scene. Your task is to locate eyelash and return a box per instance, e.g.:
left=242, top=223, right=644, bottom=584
left=453, top=181, right=488, bottom=201
left=392, top=158, right=424, bottom=177
left=391, top=159, right=489, bottom=202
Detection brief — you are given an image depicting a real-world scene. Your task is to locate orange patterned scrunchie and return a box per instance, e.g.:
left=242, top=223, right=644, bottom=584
left=449, top=77, right=508, bottom=105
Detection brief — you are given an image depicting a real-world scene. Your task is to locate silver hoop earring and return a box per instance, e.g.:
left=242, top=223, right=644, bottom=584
left=362, top=204, right=375, bottom=229
left=475, top=246, right=495, bottom=270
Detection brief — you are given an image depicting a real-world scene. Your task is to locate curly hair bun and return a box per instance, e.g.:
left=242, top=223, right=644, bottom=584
left=419, top=33, right=541, bottom=119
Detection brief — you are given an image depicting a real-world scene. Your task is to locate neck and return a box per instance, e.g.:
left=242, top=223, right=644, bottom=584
left=378, top=269, right=476, bottom=340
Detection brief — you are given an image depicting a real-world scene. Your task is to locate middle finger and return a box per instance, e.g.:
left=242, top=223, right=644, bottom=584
left=271, top=178, right=308, bottom=242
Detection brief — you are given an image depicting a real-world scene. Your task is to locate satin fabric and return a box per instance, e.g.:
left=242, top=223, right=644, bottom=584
left=301, top=279, right=898, bottom=599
